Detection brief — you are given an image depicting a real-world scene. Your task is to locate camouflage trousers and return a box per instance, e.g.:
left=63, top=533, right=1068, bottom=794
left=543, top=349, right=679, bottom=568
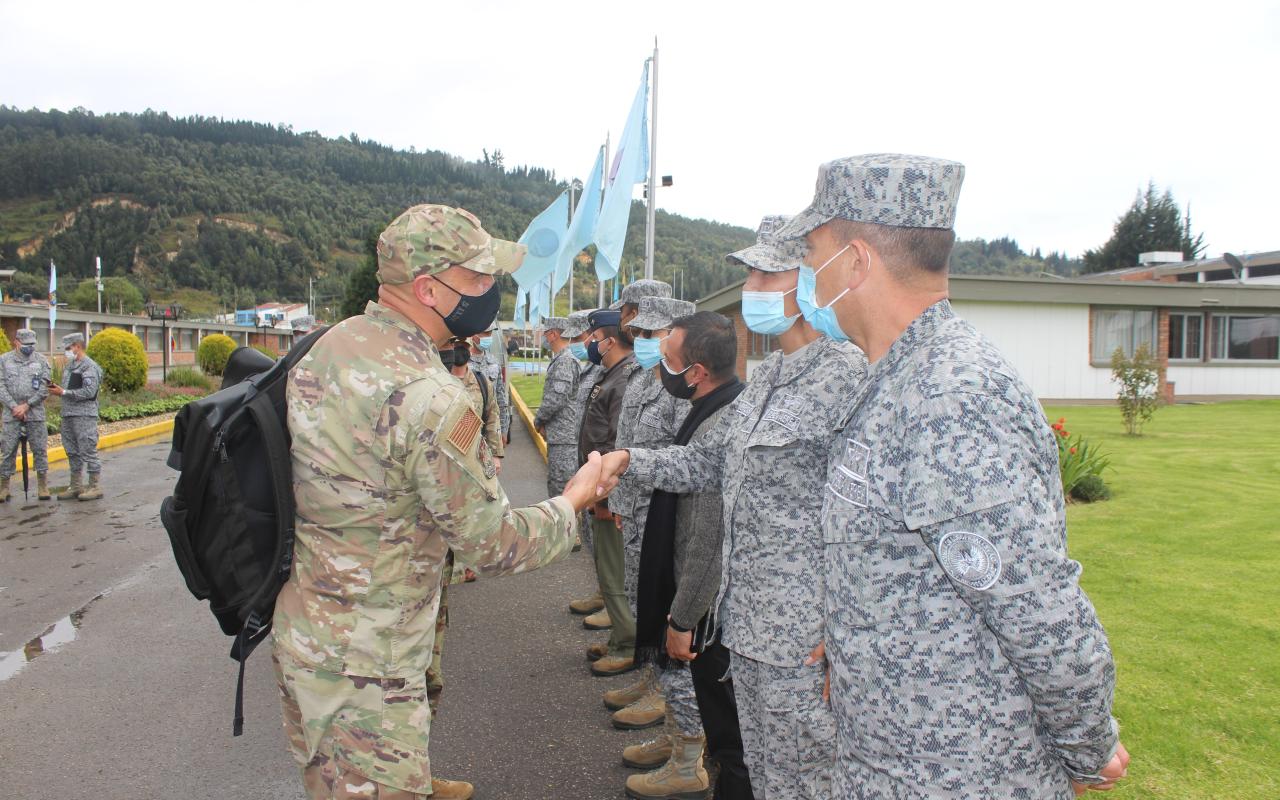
left=425, top=551, right=454, bottom=716
left=60, top=416, right=100, bottom=475
left=658, top=662, right=704, bottom=738
left=545, top=444, right=577, bottom=500
left=620, top=511, right=647, bottom=614
left=579, top=510, right=595, bottom=556
left=274, top=648, right=435, bottom=798
left=0, top=418, right=48, bottom=478
left=730, top=652, right=835, bottom=800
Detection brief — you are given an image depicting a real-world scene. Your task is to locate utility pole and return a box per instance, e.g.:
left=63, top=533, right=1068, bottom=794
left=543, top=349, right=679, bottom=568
left=644, top=39, right=658, bottom=280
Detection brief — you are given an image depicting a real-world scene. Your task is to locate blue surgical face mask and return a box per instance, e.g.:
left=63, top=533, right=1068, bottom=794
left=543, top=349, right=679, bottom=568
left=741, top=286, right=800, bottom=336
left=797, top=245, right=852, bottom=342
left=633, top=335, right=665, bottom=370
left=569, top=341, right=588, bottom=360
left=477, top=336, right=493, bottom=352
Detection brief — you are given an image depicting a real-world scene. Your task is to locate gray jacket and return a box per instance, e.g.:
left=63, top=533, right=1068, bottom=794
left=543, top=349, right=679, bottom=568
left=0, top=349, right=51, bottom=423
left=822, top=300, right=1117, bottom=797
left=59, top=356, right=103, bottom=418
left=533, top=349, right=581, bottom=445
left=668, top=401, right=733, bottom=632
left=474, top=352, right=511, bottom=438
left=627, top=337, right=867, bottom=666
left=609, top=368, right=688, bottom=528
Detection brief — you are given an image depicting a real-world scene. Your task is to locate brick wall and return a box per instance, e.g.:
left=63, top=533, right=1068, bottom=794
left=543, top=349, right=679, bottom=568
left=1157, top=307, right=1174, bottom=402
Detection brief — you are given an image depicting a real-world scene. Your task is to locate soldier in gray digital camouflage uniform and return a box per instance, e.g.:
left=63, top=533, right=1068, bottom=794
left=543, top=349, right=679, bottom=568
left=598, top=217, right=867, bottom=799
left=565, top=310, right=608, bottom=616
left=0, top=328, right=51, bottom=502
left=533, top=316, right=582, bottom=500
left=471, top=321, right=511, bottom=444
left=50, top=333, right=104, bottom=501
left=778, top=153, right=1129, bottom=798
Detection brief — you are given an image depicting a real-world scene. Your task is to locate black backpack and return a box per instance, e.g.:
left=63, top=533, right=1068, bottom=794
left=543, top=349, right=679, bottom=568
left=160, top=326, right=328, bottom=736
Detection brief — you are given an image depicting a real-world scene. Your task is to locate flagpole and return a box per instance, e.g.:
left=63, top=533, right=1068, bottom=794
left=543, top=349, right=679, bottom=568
left=567, top=181, right=577, bottom=314
left=599, top=133, right=609, bottom=308
left=95, top=255, right=103, bottom=314
left=644, top=39, right=658, bottom=281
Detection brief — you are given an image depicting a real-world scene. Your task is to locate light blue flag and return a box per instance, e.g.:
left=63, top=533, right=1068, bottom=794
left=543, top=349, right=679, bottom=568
left=593, top=62, right=649, bottom=281
left=513, top=190, right=571, bottom=292
left=554, top=147, right=605, bottom=291
left=49, top=260, right=57, bottom=329
left=513, top=285, right=527, bottom=328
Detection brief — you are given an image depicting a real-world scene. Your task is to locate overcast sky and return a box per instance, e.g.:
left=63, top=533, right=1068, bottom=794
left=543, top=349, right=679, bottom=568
left=2, top=0, right=1276, bottom=259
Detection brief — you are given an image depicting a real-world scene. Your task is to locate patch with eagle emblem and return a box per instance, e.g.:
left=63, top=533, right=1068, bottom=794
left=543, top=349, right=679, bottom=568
left=937, top=531, right=1002, bottom=590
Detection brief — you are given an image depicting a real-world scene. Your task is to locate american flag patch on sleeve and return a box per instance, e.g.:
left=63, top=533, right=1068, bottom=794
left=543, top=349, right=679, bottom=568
left=447, top=407, right=482, bottom=453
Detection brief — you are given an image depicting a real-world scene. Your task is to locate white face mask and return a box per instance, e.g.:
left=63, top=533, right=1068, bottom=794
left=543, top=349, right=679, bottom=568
left=64, top=349, right=75, bottom=360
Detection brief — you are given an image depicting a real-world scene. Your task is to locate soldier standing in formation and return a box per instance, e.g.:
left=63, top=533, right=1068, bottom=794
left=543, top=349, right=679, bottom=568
left=272, top=204, right=603, bottom=800
left=533, top=317, right=582, bottom=502
left=49, top=332, right=104, bottom=501
left=562, top=309, right=608, bottom=614
left=597, top=213, right=868, bottom=799
left=771, top=153, right=1129, bottom=798
left=0, top=329, right=51, bottom=502
left=471, top=322, right=511, bottom=446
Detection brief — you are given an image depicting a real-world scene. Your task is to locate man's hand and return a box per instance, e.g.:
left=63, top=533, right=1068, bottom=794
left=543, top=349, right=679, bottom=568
left=596, top=449, right=630, bottom=498
left=804, top=641, right=830, bottom=704
left=495, top=457, right=503, bottom=476
left=563, top=452, right=603, bottom=512
left=666, top=619, right=696, bottom=662
left=535, top=424, right=545, bottom=436
left=1071, top=742, right=1130, bottom=795
left=13, top=402, right=29, bottom=420
left=48, top=383, right=64, bottom=396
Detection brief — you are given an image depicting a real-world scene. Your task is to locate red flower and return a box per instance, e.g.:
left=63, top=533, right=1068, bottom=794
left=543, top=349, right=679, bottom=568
left=1051, top=423, right=1063, bottom=431
left=1061, top=430, right=1071, bottom=438
left=1069, top=447, right=1078, bottom=455
left=1058, top=417, right=1066, bottom=424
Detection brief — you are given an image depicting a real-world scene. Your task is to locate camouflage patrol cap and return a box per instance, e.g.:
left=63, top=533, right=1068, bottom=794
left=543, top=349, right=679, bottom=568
left=776, top=154, right=965, bottom=241
left=727, top=215, right=807, bottom=273
left=15, top=329, right=37, bottom=345
left=541, top=316, right=570, bottom=333
left=376, top=204, right=526, bottom=285
left=561, top=310, right=593, bottom=338
left=619, top=279, right=672, bottom=306
left=629, top=297, right=696, bottom=332
left=608, top=299, right=624, bottom=311
left=60, top=333, right=85, bottom=347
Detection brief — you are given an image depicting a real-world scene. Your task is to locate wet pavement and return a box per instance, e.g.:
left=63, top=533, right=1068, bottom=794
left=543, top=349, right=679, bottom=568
left=0, top=420, right=639, bottom=798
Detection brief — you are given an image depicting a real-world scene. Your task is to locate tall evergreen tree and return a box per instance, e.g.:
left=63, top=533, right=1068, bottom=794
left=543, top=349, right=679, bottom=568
left=1082, top=182, right=1206, bottom=273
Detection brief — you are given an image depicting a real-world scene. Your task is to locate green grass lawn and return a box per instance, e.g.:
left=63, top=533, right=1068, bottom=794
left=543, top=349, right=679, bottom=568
left=1042, top=401, right=1280, bottom=798
left=505, top=379, right=1277, bottom=795
left=509, top=371, right=546, bottom=409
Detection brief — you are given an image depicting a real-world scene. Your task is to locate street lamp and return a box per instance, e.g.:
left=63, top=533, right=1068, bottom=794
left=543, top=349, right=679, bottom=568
left=145, top=302, right=183, bottom=382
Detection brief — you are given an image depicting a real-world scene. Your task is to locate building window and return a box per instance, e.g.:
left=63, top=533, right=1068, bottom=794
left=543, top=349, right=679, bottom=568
left=749, top=331, right=776, bottom=358
left=180, top=330, right=194, bottom=351
left=277, top=334, right=290, bottom=352
left=1092, top=308, right=1156, bottom=362
left=1210, top=314, right=1280, bottom=361
left=1168, top=312, right=1203, bottom=361
left=146, top=328, right=163, bottom=351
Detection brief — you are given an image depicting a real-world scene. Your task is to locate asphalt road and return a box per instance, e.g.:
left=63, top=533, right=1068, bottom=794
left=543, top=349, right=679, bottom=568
left=0, top=419, right=640, bottom=798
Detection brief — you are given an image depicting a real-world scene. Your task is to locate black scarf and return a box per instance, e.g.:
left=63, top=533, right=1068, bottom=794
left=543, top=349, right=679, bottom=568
left=634, top=377, right=744, bottom=669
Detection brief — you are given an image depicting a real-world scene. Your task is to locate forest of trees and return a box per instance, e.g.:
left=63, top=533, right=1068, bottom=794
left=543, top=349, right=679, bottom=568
left=1, top=106, right=1093, bottom=320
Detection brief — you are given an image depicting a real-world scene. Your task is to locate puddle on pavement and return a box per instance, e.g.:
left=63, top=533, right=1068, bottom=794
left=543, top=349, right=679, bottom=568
left=0, top=592, right=105, bottom=683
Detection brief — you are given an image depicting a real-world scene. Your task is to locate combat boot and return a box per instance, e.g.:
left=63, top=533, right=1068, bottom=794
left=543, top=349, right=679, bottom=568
left=78, top=472, right=103, bottom=501
left=604, top=676, right=652, bottom=710
left=623, top=733, right=674, bottom=769
left=36, top=472, right=50, bottom=500
left=624, top=734, right=709, bottom=799
left=612, top=691, right=666, bottom=730
left=0, top=476, right=10, bottom=503
left=429, top=777, right=474, bottom=799
left=583, top=609, right=612, bottom=630
left=570, top=591, right=605, bottom=615
left=59, top=471, right=82, bottom=501
left=586, top=642, right=610, bottom=662
left=591, top=654, right=635, bottom=677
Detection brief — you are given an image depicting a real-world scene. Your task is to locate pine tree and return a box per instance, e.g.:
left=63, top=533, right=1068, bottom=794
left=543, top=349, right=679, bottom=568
left=1082, top=182, right=1206, bottom=273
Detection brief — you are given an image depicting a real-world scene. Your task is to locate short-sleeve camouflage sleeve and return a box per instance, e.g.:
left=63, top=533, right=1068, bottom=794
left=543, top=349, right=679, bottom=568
left=399, top=379, right=575, bottom=577
left=900, top=387, right=1119, bottom=781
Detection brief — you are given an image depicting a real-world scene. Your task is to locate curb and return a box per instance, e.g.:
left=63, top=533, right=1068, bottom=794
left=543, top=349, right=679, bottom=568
left=11, top=418, right=174, bottom=472
left=508, top=384, right=548, bottom=464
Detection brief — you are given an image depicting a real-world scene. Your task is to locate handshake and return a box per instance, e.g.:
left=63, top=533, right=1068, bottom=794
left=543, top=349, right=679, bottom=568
left=559, top=450, right=632, bottom=512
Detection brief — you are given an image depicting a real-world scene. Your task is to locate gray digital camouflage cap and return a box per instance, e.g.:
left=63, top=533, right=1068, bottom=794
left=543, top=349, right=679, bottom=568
left=727, top=215, right=808, bottom=272
left=376, top=204, right=526, bottom=285
left=629, top=297, right=696, bottom=332
left=562, top=310, right=593, bottom=338
left=776, top=153, right=965, bottom=241
left=15, top=329, right=37, bottom=345
left=541, top=316, right=570, bottom=333
left=619, top=279, right=672, bottom=306
left=60, top=333, right=85, bottom=347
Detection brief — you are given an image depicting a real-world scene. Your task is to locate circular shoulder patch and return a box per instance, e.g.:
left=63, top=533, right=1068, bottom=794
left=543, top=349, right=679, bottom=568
left=937, top=531, right=1002, bottom=591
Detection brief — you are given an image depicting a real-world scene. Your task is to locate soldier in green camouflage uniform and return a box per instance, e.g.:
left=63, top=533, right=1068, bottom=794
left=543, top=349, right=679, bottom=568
left=0, top=329, right=51, bottom=502
left=272, top=204, right=604, bottom=800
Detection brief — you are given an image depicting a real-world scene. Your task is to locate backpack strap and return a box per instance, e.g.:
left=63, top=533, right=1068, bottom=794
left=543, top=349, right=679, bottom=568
left=473, top=368, right=492, bottom=422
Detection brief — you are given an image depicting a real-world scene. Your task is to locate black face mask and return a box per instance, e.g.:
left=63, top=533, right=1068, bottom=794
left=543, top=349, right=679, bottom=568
left=431, top=276, right=502, bottom=339
left=446, top=344, right=471, bottom=368
left=660, top=360, right=697, bottom=400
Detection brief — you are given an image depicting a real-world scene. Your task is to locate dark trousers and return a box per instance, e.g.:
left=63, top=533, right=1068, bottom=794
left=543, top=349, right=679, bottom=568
left=690, top=635, right=755, bottom=799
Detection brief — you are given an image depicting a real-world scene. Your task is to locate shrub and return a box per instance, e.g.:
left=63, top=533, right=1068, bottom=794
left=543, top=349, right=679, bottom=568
left=197, top=333, right=237, bottom=376
left=251, top=344, right=279, bottom=360
left=164, top=367, right=214, bottom=391
left=1071, top=474, right=1113, bottom=503
left=1051, top=416, right=1112, bottom=499
left=1111, top=344, right=1161, bottom=435
left=98, top=394, right=197, bottom=422
left=0, top=329, right=9, bottom=352
left=87, top=328, right=147, bottom=393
